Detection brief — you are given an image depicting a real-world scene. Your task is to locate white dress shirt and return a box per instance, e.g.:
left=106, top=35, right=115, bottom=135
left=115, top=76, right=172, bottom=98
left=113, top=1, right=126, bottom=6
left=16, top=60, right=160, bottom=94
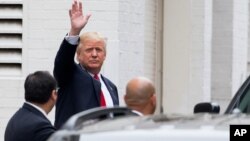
left=89, top=73, right=114, bottom=107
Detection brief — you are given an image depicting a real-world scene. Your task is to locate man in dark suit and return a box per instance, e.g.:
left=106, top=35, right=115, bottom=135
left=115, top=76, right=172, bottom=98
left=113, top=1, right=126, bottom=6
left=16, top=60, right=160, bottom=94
left=4, top=71, right=57, bottom=141
left=53, top=0, right=119, bottom=129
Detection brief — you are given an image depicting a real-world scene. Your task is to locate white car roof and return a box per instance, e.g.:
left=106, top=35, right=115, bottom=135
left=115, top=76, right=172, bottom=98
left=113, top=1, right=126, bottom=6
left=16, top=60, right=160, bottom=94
left=49, top=113, right=250, bottom=141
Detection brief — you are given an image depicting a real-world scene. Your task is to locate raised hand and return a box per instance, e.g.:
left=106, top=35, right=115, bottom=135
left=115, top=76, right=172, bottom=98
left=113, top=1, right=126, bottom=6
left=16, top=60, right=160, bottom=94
left=69, top=0, right=91, bottom=36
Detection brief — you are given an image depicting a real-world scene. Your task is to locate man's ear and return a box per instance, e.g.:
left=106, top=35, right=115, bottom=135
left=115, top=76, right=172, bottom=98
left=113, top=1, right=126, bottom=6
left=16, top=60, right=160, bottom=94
left=76, top=51, right=81, bottom=62
left=151, top=94, right=156, bottom=107
left=51, top=90, right=57, bottom=102
left=76, top=45, right=82, bottom=62
left=123, top=94, right=127, bottom=104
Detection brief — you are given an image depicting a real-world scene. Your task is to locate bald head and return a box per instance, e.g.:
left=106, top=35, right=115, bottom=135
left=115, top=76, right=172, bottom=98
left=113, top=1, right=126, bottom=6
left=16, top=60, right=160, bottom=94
left=124, top=77, right=156, bottom=115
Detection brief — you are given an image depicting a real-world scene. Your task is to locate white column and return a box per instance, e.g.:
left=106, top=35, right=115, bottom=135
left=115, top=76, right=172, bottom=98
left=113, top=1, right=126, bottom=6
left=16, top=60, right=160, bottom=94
left=211, top=0, right=249, bottom=111
left=163, top=0, right=212, bottom=114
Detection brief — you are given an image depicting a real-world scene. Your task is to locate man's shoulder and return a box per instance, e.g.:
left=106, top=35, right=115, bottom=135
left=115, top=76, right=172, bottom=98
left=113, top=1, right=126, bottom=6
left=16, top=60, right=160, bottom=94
left=20, top=104, right=49, bottom=122
left=5, top=108, right=55, bottom=141
left=6, top=106, right=47, bottom=130
left=101, top=75, right=117, bottom=87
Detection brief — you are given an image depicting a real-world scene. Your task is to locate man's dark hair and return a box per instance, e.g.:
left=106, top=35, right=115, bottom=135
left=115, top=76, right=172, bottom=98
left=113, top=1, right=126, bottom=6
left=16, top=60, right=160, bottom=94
left=24, top=71, right=57, bottom=104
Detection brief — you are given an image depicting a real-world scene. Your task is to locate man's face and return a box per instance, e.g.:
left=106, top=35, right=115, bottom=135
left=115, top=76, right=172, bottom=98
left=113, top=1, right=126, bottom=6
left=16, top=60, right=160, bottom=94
left=77, top=39, right=106, bottom=73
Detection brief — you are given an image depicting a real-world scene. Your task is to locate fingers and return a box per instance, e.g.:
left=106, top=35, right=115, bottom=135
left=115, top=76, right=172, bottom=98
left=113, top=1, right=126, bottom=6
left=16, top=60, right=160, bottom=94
left=85, top=13, right=92, bottom=22
left=71, top=0, right=76, bottom=12
left=72, top=0, right=79, bottom=12
left=69, top=9, right=72, bottom=18
left=79, top=1, right=82, bottom=12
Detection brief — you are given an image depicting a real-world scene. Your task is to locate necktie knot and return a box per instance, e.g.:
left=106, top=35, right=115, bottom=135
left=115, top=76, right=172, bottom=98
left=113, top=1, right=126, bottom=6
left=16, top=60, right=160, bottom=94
left=94, top=74, right=100, bottom=80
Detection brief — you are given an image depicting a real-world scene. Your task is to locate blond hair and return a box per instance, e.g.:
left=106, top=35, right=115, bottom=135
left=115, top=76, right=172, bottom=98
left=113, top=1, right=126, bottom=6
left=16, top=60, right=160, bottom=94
left=77, top=32, right=107, bottom=53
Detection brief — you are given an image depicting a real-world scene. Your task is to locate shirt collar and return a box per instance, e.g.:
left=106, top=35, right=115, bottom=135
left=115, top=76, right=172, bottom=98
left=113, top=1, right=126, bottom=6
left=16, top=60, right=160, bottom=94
left=88, top=72, right=101, bottom=79
left=25, top=101, right=48, bottom=118
left=131, top=110, right=144, bottom=116
left=79, top=64, right=101, bottom=79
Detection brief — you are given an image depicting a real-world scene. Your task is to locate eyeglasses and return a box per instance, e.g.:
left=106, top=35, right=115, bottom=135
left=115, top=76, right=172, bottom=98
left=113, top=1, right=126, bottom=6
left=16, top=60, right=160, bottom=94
left=55, top=87, right=59, bottom=93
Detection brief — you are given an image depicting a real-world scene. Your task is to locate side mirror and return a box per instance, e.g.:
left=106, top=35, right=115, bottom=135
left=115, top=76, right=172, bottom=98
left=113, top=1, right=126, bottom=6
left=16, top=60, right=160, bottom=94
left=194, top=102, right=220, bottom=114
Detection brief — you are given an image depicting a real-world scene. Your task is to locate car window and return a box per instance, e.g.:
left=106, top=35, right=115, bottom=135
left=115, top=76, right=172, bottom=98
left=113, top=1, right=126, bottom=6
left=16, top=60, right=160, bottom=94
left=238, top=88, right=250, bottom=113
left=225, top=75, right=250, bottom=114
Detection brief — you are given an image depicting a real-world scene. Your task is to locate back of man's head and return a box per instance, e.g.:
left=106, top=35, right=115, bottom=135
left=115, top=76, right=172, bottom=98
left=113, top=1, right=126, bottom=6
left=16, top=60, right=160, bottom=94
left=124, top=77, right=156, bottom=115
left=24, top=71, right=57, bottom=104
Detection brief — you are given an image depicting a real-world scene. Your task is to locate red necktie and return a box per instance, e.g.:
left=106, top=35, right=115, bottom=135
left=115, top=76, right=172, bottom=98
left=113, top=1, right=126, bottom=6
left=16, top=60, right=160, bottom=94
left=94, top=74, right=106, bottom=107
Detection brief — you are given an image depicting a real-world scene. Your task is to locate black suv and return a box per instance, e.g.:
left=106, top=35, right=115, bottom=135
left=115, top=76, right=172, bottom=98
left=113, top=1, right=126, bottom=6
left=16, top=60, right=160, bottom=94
left=225, top=75, right=250, bottom=113
left=195, top=74, right=250, bottom=114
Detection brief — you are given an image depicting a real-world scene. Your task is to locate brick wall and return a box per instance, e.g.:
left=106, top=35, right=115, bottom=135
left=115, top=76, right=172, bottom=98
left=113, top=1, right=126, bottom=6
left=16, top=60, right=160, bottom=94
left=0, top=0, right=160, bottom=139
left=232, top=0, right=248, bottom=95
left=144, top=0, right=157, bottom=82
left=190, top=0, right=212, bottom=106
left=212, top=0, right=249, bottom=112
left=117, top=0, right=145, bottom=104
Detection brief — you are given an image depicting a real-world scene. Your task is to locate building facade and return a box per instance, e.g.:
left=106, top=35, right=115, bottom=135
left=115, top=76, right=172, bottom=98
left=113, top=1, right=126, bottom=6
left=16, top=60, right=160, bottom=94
left=0, top=0, right=250, bottom=139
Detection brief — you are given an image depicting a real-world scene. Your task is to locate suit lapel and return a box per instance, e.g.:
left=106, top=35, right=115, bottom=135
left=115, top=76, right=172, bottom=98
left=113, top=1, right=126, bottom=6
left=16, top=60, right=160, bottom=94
left=78, top=64, right=102, bottom=103
left=101, top=75, right=116, bottom=105
left=92, top=77, right=101, bottom=103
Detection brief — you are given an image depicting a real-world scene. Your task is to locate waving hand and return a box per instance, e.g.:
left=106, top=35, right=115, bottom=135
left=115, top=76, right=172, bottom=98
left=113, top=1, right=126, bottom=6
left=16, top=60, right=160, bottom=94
left=69, top=0, right=91, bottom=36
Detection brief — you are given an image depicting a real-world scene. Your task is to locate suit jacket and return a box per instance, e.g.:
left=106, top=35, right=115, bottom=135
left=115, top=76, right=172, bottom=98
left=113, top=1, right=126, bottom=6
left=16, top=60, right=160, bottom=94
left=53, top=39, right=119, bottom=129
left=4, top=103, right=55, bottom=141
